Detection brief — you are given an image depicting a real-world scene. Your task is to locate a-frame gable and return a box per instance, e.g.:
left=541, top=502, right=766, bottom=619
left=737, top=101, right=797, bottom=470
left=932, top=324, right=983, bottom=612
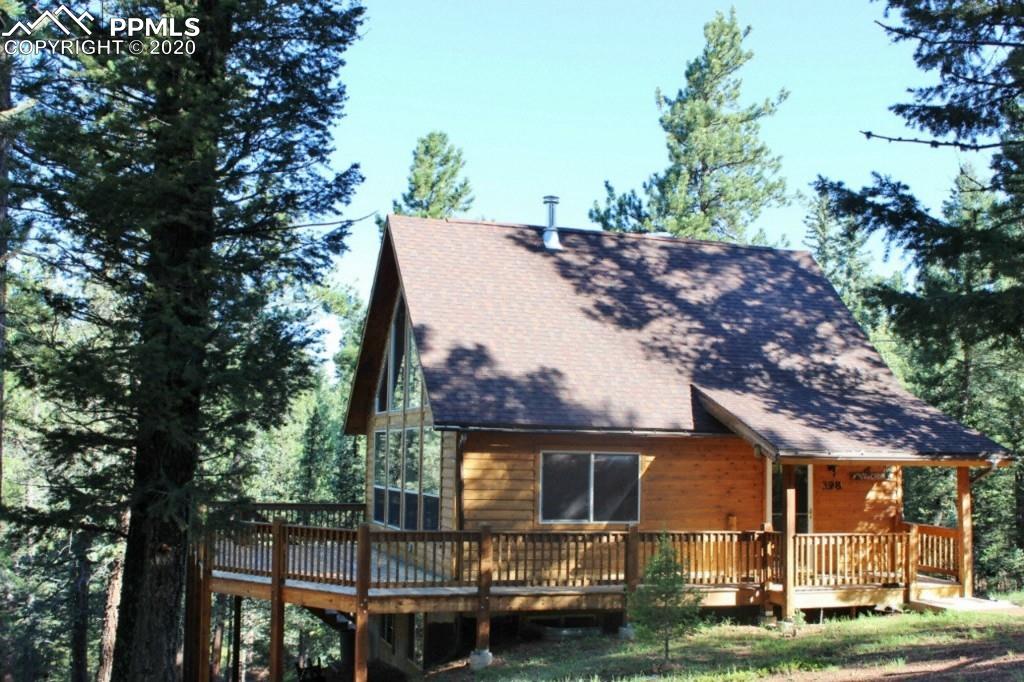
left=344, top=227, right=401, bottom=434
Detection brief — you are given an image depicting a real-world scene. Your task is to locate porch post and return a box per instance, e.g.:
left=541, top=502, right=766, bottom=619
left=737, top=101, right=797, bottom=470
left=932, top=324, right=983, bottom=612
left=470, top=524, right=494, bottom=671
left=269, top=518, right=286, bottom=682
left=904, top=523, right=919, bottom=604
left=354, top=523, right=371, bottom=682
left=782, top=464, right=797, bottom=620
left=956, top=468, right=973, bottom=598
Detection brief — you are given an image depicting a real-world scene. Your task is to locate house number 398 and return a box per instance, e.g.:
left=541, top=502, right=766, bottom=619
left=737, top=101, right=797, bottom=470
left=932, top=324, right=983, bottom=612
left=822, top=480, right=842, bottom=491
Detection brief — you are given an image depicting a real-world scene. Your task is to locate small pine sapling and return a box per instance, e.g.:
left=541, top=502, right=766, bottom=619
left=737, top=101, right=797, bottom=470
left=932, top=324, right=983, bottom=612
left=628, top=534, right=703, bottom=662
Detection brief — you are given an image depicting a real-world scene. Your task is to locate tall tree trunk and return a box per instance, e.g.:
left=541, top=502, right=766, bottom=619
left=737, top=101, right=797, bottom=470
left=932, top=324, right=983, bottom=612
left=109, top=6, right=224, bottom=678
left=95, top=512, right=129, bottom=682
left=210, top=594, right=228, bottom=679
left=70, top=531, right=94, bottom=682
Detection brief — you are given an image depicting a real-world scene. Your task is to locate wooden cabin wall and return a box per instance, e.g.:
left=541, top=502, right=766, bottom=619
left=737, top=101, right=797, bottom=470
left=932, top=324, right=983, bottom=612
left=457, top=433, right=905, bottom=534
left=460, top=433, right=766, bottom=532
left=811, top=464, right=902, bottom=533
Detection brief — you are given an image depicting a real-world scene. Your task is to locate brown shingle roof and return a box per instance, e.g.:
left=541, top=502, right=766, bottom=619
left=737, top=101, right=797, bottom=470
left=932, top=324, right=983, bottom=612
left=345, top=215, right=1005, bottom=462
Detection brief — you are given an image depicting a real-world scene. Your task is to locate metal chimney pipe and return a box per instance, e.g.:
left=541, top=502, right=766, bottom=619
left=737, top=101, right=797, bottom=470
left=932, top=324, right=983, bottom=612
left=542, top=195, right=562, bottom=251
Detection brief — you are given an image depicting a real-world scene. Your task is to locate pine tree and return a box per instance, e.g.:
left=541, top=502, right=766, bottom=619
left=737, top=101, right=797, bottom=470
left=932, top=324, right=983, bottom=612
left=628, top=535, right=702, bottom=662
left=802, top=190, right=882, bottom=331
left=816, top=1, right=1024, bottom=351
left=7, top=0, right=366, bottom=676
left=298, top=398, right=333, bottom=498
left=379, top=130, right=473, bottom=229
left=896, top=168, right=1024, bottom=588
left=591, top=9, right=787, bottom=243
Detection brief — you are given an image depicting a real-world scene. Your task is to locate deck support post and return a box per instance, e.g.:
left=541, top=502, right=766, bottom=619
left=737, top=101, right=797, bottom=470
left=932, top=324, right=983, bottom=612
left=782, top=464, right=797, bottom=620
left=957, top=468, right=973, bottom=598
left=230, top=596, right=242, bottom=682
left=904, top=523, right=919, bottom=604
left=354, top=523, right=371, bottom=682
left=269, top=518, right=286, bottom=682
left=619, top=525, right=640, bottom=639
left=471, top=524, right=494, bottom=671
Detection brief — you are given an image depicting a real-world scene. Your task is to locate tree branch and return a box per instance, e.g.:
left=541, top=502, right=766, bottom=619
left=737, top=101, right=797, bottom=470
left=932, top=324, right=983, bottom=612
left=858, top=130, right=1018, bottom=151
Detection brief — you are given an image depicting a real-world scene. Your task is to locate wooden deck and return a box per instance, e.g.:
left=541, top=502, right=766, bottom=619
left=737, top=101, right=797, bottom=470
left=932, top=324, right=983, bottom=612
left=185, top=505, right=966, bottom=682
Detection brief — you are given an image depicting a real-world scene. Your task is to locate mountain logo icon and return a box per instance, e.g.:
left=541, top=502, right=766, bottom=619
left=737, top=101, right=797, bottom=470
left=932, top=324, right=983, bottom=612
left=3, top=6, right=94, bottom=37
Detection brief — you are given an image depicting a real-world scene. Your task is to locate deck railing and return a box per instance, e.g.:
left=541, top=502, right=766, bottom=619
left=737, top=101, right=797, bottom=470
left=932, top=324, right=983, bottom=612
left=639, top=531, right=780, bottom=585
left=914, top=523, right=959, bottom=579
left=234, top=502, right=365, bottom=529
left=207, top=511, right=951, bottom=594
left=369, top=530, right=478, bottom=588
left=794, top=532, right=906, bottom=587
left=493, top=531, right=627, bottom=586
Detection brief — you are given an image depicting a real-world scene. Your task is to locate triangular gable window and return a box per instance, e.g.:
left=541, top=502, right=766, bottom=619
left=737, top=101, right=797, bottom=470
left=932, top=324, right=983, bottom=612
left=375, top=296, right=424, bottom=414
left=371, top=291, right=438, bottom=531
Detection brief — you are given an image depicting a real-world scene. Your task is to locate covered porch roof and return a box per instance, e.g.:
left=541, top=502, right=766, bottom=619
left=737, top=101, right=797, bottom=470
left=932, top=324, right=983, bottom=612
left=695, top=385, right=1008, bottom=466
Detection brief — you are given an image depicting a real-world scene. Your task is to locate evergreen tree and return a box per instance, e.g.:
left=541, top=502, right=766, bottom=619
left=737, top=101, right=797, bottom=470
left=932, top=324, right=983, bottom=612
left=298, top=398, right=333, bottom=498
left=815, top=1, right=1024, bottom=352
left=591, top=9, right=787, bottom=243
left=628, top=535, right=702, bottom=662
left=814, top=2, right=1024, bottom=589
left=802, top=190, right=882, bottom=331
left=378, top=130, right=473, bottom=229
left=897, top=168, right=1024, bottom=589
left=7, top=0, right=365, bottom=676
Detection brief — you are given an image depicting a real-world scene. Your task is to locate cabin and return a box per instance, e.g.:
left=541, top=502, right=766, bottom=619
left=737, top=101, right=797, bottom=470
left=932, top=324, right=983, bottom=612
left=187, top=208, right=1009, bottom=682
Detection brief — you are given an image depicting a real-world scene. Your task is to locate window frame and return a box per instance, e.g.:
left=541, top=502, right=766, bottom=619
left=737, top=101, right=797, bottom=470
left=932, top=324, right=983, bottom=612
left=375, top=297, right=411, bottom=416
left=372, top=429, right=388, bottom=524
left=538, top=450, right=641, bottom=525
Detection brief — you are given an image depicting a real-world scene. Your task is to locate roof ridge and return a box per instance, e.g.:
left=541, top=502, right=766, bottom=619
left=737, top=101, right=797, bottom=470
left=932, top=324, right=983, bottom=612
left=391, top=214, right=804, bottom=255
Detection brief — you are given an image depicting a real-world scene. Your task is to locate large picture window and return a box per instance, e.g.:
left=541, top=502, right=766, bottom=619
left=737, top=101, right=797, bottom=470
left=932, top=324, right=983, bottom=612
left=540, top=452, right=639, bottom=523
left=371, top=292, right=442, bottom=531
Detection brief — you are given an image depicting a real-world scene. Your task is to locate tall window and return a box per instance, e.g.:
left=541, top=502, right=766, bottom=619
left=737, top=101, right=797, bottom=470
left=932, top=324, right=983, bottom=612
left=372, top=294, right=441, bottom=530
left=540, top=452, right=640, bottom=523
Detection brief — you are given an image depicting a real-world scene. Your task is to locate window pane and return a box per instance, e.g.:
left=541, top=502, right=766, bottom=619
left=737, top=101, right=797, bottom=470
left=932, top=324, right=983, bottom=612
left=403, top=491, right=419, bottom=530
left=423, top=494, right=440, bottom=530
left=593, top=454, right=639, bottom=522
left=541, top=453, right=590, bottom=521
left=387, top=429, right=402, bottom=489
left=404, top=428, right=420, bottom=492
left=373, top=432, right=386, bottom=485
left=376, top=355, right=389, bottom=413
left=373, top=486, right=386, bottom=523
left=407, top=327, right=422, bottom=409
left=422, top=427, right=441, bottom=496
left=390, top=300, right=407, bottom=411
left=387, top=489, right=401, bottom=527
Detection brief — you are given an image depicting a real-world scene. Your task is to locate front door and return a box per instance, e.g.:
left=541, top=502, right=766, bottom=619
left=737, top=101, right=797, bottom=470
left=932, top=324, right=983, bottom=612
left=771, top=464, right=812, bottom=533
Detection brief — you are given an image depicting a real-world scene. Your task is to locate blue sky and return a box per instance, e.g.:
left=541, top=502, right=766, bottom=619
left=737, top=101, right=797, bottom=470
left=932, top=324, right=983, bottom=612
left=322, top=0, right=983, bottom=325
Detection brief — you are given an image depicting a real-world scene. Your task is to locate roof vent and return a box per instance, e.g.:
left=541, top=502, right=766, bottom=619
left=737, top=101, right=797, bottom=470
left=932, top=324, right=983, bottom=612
left=542, top=195, right=562, bottom=251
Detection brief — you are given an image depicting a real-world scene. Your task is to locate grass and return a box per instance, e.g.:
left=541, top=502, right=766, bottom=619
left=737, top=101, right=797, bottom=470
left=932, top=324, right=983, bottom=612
left=432, top=611, right=1024, bottom=681
left=996, top=590, right=1024, bottom=607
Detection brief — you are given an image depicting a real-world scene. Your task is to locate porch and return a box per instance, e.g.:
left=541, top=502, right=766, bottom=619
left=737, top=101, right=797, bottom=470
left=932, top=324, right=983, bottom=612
left=185, top=502, right=968, bottom=682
